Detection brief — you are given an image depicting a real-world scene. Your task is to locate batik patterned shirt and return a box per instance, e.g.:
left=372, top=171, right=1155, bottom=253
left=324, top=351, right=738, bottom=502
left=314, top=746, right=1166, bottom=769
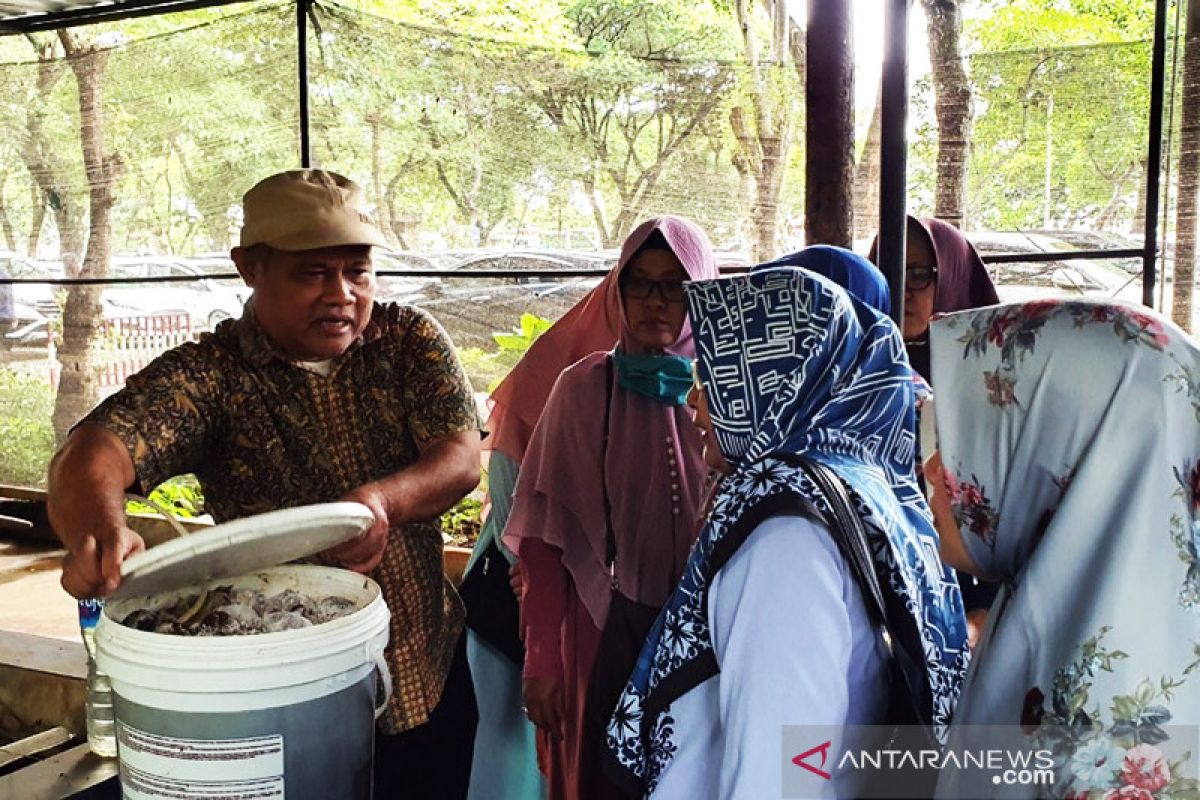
left=82, top=301, right=481, bottom=733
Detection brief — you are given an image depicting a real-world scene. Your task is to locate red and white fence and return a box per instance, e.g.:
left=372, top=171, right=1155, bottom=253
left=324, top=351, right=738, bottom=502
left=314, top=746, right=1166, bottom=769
left=49, top=313, right=195, bottom=395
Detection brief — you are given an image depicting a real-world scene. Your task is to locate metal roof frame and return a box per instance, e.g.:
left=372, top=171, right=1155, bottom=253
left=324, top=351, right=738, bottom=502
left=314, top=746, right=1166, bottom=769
left=0, top=0, right=1176, bottom=309
left=0, top=0, right=249, bottom=34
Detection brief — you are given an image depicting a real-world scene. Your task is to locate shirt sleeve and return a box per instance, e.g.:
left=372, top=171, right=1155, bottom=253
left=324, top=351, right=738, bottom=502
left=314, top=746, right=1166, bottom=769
left=398, top=307, right=482, bottom=446
left=708, top=514, right=857, bottom=800
left=78, top=343, right=220, bottom=494
left=519, top=536, right=568, bottom=681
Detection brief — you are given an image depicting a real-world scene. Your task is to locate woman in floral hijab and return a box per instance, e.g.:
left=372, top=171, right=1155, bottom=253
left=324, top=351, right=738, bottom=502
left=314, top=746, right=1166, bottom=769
left=927, top=298, right=1200, bottom=798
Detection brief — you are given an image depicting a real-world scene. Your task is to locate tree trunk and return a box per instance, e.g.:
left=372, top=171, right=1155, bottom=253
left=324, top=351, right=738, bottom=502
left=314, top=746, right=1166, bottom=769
left=1174, top=0, right=1200, bottom=332
left=854, top=87, right=883, bottom=241
left=581, top=172, right=615, bottom=248
left=52, top=31, right=121, bottom=444
left=21, top=35, right=87, bottom=270
left=805, top=0, right=854, bottom=247
left=921, top=0, right=972, bottom=228
left=26, top=183, right=46, bottom=256
left=0, top=209, right=15, bottom=254
left=1094, top=180, right=1125, bottom=231
left=384, top=166, right=418, bottom=251
left=730, top=74, right=793, bottom=262
left=743, top=0, right=795, bottom=262
left=1131, top=158, right=1148, bottom=237
left=367, top=114, right=389, bottom=245
left=1043, top=92, right=1054, bottom=229
left=752, top=132, right=789, bottom=260
left=0, top=173, right=17, bottom=253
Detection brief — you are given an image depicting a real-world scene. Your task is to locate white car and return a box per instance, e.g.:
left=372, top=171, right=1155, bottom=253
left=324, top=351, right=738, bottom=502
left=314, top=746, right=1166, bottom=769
left=103, top=256, right=249, bottom=331
left=970, top=231, right=1144, bottom=305
left=1, top=302, right=50, bottom=349
left=373, top=252, right=441, bottom=303
left=0, top=250, right=60, bottom=319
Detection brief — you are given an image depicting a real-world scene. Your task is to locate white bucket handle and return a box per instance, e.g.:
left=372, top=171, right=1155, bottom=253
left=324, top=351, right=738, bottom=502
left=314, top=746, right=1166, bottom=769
left=370, top=647, right=393, bottom=720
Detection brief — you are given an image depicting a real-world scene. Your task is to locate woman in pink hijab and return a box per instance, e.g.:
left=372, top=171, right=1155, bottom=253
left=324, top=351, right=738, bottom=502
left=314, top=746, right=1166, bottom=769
left=501, top=217, right=718, bottom=800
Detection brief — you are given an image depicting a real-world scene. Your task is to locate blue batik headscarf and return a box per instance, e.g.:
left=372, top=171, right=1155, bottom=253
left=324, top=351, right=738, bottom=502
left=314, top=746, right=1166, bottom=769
left=756, top=244, right=890, bottom=316
left=606, top=268, right=969, bottom=794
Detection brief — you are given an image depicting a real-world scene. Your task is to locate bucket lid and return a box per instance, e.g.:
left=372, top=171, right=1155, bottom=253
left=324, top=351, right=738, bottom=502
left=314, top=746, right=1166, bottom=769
left=110, top=502, right=375, bottom=601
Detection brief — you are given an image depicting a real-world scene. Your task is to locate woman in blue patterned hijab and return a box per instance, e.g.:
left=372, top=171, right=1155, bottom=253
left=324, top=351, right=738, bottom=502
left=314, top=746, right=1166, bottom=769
left=605, top=267, right=968, bottom=798
left=755, top=244, right=890, bottom=316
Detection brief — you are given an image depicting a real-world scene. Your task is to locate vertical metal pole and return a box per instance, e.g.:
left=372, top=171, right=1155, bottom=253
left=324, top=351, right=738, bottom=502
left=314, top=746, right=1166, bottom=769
left=298, top=0, right=311, bottom=168
left=1157, top=0, right=1184, bottom=310
left=1143, top=0, right=1169, bottom=306
left=879, top=0, right=909, bottom=326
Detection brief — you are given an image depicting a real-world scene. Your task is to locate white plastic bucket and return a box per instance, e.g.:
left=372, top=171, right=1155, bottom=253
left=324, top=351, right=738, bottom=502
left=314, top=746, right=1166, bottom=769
left=96, top=565, right=391, bottom=800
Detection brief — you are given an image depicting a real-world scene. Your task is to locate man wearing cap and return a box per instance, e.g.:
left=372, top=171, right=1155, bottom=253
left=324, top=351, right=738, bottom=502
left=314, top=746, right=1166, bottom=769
left=48, top=169, right=483, bottom=798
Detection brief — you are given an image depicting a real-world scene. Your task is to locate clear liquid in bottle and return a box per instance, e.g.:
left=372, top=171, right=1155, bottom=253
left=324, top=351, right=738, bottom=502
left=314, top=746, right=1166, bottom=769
left=79, top=598, right=117, bottom=758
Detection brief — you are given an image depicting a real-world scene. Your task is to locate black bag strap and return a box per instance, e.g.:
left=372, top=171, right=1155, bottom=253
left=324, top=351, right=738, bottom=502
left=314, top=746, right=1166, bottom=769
left=795, top=457, right=934, bottom=731
left=601, top=354, right=618, bottom=587
left=797, top=459, right=889, bottom=626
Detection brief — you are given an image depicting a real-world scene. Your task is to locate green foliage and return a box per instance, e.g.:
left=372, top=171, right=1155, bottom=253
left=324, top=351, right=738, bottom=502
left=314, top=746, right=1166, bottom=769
left=457, top=312, right=552, bottom=392
left=962, top=0, right=1153, bottom=231
left=0, top=368, right=208, bottom=516
left=493, top=312, right=552, bottom=352
left=442, top=493, right=483, bottom=546
left=457, top=346, right=512, bottom=393
left=126, top=474, right=206, bottom=519
left=442, top=460, right=488, bottom=547
left=0, top=0, right=1166, bottom=280
left=0, top=368, right=55, bottom=488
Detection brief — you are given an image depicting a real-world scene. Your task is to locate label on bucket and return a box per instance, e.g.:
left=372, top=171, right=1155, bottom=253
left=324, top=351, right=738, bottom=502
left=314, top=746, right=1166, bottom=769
left=117, top=720, right=284, bottom=799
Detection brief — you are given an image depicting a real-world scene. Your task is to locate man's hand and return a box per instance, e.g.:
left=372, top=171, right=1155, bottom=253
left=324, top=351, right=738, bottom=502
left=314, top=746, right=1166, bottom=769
left=323, top=483, right=390, bottom=574
left=319, top=431, right=479, bottom=574
left=61, top=527, right=145, bottom=599
left=47, top=425, right=141, bottom=599
left=523, top=676, right=565, bottom=740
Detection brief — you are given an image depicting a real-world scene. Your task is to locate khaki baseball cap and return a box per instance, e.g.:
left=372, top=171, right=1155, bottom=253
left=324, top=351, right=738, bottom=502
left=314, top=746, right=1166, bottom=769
left=238, top=169, right=390, bottom=251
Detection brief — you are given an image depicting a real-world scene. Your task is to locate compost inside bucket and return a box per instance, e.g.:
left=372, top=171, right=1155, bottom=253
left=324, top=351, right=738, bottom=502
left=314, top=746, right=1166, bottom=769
left=118, top=584, right=360, bottom=635
left=96, top=565, right=391, bottom=800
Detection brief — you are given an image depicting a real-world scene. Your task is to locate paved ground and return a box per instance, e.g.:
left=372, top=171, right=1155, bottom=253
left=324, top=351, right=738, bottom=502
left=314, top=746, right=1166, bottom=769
left=0, top=540, right=77, bottom=641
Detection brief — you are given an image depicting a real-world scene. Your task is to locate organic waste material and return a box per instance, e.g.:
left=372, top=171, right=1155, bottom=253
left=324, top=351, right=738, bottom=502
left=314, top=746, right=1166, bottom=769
left=119, top=586, right=358, bottom=635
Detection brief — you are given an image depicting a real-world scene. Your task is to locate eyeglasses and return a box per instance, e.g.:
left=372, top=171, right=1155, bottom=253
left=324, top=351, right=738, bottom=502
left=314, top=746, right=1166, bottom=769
left=621, top=275, right=687, bottom=303
left=906, top=266, right=938, bottom=291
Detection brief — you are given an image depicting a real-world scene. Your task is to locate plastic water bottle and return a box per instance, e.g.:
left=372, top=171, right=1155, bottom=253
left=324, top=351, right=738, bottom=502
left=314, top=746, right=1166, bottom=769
left=78, top=598, right=117, bottom=757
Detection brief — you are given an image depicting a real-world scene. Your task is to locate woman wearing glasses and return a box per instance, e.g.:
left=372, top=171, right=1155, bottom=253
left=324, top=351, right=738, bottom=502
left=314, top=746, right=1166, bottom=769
left=469, top=225, right=701, bottom=799
left=871, top=216, right=1001, bottom=645
left=871, top=216, right=1000, bottom=381
left=502, top=217, right=718, bottom=800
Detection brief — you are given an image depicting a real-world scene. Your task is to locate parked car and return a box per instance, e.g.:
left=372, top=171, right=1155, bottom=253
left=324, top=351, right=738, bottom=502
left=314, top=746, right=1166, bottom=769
left=1021, top=229, right=1145, bottom=275
left=969, top=231, right=1143, bottom=305
left=373, top=252, right=442, bottom=303
left=449, top=251, right=610, bottom=285
left=0, top=250, right=60, bottom=319
left=1, top=301, right=50, bottom=349
left=102, top=256, right=250, bottom=331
